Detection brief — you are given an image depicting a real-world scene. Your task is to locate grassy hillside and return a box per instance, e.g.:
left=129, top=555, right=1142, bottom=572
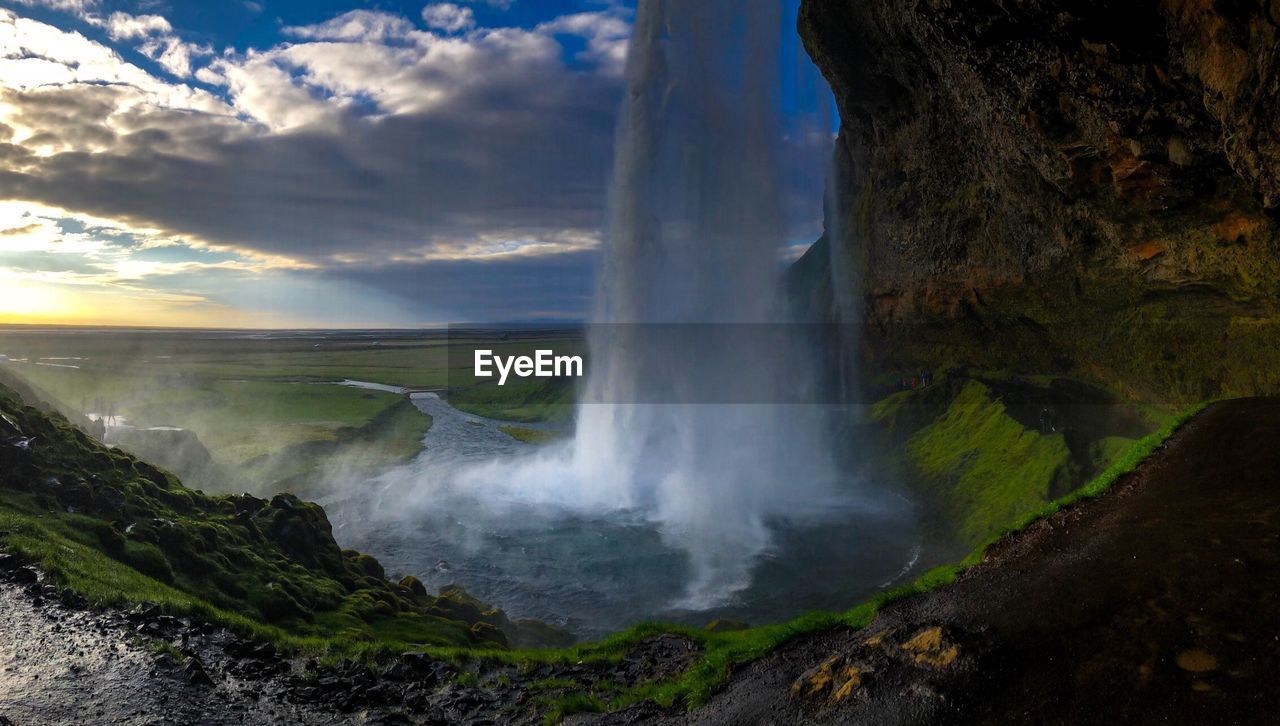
left=0, top=380, right=567, bottom=655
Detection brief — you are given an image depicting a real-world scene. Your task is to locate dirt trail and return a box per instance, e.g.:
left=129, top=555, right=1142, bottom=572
left=613, top=398, right=1280, bottom=724
left=0, top=583, right=337, bottom=725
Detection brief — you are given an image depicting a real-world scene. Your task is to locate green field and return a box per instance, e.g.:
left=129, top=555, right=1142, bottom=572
left=0, top=327, right=581, bottom=495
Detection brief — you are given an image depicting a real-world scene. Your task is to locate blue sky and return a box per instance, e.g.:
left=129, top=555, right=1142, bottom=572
left=0, top=0, right=830, bottom=327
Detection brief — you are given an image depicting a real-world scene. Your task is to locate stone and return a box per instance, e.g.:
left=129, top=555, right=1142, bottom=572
left=398, top=575, right=428, bottom=597
left=12, top=566, right=38, bottom=585
left=1167, top=137, right=1193, bottom=167
left=900, top=626, right=959, bottom=669
left=183, top=659, right=214, bottom=686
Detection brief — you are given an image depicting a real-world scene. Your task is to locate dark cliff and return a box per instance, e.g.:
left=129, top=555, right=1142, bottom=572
left=797, top=0, right=1280, bottom=401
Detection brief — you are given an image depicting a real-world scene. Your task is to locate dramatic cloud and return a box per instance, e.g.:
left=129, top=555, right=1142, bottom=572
left=1, top=7, right=626, bottom=261
left=0, top=1, right=828, bottom=325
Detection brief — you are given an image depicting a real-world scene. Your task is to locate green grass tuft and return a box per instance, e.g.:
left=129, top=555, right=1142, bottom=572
left=499, top=425, right=563, bottom=445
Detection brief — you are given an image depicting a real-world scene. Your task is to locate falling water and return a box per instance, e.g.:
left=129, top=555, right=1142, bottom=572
left=359, top=0, right=899, bottom=620
left=509, top=0, right=848, bottom=606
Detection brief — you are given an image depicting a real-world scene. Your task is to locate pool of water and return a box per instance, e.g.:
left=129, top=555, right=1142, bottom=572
left=324, top=390, right=928, bottom=639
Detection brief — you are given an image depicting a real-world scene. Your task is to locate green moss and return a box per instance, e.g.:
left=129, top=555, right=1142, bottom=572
left=903, top=380, right=1073, bottom=544
left=544, top=692, right=606, bottom=724
left=500, top=426, right=562, bottom=445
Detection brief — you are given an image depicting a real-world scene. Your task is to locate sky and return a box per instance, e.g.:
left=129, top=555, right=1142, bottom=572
left=0, top=0, right=831, bottom=328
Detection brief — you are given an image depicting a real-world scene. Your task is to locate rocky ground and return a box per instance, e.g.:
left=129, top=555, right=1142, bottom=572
left=597, top=398, right=1280, bottom=724
left=0, top=557, right=702, bottom=725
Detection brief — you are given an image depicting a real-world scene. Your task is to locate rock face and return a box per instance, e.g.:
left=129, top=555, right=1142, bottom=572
left=797, top=0, right=1280, bottom=401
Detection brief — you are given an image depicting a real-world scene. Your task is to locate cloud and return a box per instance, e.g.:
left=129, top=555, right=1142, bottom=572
left=102, top=12, right=171, bottom=40
left=538, top=12, right=631, bottom=74
left=0, top=2, right=836, bottom=325
left=463, top=0, right=515, bottom=10
left=421, top=4, right=475, bottom=34
left=0, top=7, right=624, bottom=278
left=9, top=0, right=98, bottom=13
left=136, top=36, right=212, bottom=78
left=282, top=10, right=417, bottom=42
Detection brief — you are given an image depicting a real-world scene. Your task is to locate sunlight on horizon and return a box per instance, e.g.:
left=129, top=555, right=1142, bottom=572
left=0, top=276, right=304, bottom=329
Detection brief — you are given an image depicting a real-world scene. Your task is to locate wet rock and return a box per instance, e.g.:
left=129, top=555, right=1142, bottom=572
left=383, top=662, right=415, bottom=682
left=183, top=659, right=214, bottom=687
left=152, top=653, right=178, bottom=672
left=224, top=636, right=277, bottom=660
left=398, top=575, right=428, bottom=597
left=128, top=602, right=161, bottom=622
left=0, top=436, right=34, bottom=453
left=470, top=621, right=508, bottom=648
left=365, top=711, right=412, bottom=726
left=0, top=553, right=22, bottom=571
left=12, top=566, right=38, bottom=585
left=399, top=652, right=455, bottom=687
left=791, top=655, right=868, bottom=706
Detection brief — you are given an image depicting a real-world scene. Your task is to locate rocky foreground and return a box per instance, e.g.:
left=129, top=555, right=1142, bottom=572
left=0, top=557, right=702, bottom=725
left=602, top=398, right=1280, bottom=724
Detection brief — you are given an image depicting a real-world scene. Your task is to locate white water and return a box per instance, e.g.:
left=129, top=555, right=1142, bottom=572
left=410, top=0, right=859, bottom=608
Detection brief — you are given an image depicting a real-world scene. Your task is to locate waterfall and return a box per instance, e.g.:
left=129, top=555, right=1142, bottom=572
left=427, top=0, right=854, bottom=610
left=562, top=0, right=843, bottom=606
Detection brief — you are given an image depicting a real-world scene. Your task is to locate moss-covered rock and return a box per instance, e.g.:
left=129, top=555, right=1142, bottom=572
left=399, top=575, right=428, bottom=597
left=869, top=375, right=1152, bottom=546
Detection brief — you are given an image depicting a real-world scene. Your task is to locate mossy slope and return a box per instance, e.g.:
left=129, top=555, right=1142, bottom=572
left=869, top=376, right=1157, bottom=546
left=0, top=381, right=565, bottom=654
